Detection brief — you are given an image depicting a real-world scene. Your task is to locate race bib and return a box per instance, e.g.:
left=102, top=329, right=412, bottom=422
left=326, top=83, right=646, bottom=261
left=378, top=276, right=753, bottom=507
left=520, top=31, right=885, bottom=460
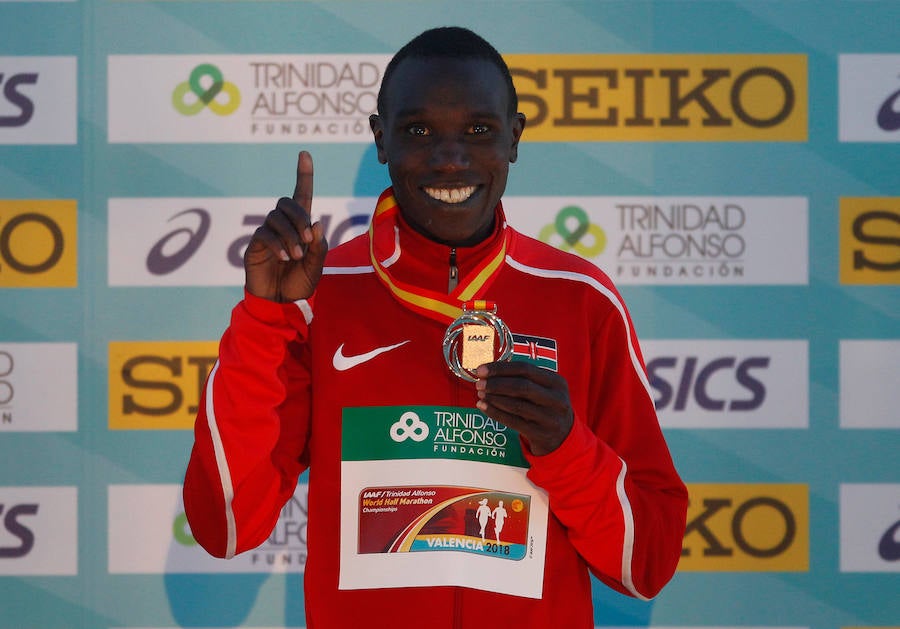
left=339, top=406, right=549, bottom=598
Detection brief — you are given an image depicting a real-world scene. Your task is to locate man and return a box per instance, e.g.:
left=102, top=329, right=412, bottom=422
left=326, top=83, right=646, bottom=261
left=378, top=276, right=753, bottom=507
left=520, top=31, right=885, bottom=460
left=184, top=26, right=687, bottom=628
left=492, top=500, right=508, bottom=543
left=476, top=498, right=492, bottom=542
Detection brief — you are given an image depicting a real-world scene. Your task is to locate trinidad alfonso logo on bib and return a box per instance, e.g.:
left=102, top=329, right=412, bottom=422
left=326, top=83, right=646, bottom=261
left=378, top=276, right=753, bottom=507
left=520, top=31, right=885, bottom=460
left=387, top=409, right=512, bottom=457
left=339, top=406, right=550, bottom=598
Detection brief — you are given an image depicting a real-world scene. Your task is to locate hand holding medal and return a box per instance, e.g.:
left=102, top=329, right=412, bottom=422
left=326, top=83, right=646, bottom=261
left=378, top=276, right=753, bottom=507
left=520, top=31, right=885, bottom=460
left=472, top=359, right=575, bottom=457
left=442, top=301, right=574, bottom=456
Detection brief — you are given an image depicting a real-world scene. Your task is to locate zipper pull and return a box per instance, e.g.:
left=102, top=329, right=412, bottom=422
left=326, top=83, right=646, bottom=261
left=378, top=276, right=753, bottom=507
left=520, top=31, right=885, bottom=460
left=448, top=248, right=458, bottom=292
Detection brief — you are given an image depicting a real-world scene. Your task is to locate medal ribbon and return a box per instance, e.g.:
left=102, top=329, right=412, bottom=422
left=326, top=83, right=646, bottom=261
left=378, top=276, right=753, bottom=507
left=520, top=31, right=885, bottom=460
left=368, top=188, right=509, bottom=325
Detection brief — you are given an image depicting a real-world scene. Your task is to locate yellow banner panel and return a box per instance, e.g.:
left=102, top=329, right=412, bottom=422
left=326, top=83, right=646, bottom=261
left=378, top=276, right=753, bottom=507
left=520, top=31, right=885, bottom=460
left=839, top=197, right=900, bottom=285
left=505, top=54, right=807, bottom=141
left=0, top=200, right=78, bottom=287
left=680, top=483, right=808, bottom=571
left=109, top=341, right=219, bottom=430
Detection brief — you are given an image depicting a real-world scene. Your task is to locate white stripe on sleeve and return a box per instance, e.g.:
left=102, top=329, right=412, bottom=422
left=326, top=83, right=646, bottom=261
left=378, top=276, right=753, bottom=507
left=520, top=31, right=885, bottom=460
left=204, top=361, right=238, bottom=559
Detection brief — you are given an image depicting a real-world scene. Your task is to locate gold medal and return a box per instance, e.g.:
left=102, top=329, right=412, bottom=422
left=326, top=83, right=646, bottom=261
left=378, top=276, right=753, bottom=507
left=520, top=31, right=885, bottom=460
left=442, top=301, right=513, bottom=382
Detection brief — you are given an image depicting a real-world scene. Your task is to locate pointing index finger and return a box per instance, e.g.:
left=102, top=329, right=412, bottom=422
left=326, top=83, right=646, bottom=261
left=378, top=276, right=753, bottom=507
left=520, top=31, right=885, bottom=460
left=292, top=150, right=314, bottom=213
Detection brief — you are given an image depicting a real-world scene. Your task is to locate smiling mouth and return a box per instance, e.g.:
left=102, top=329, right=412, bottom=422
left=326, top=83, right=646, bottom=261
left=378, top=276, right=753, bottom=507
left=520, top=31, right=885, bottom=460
left=423, top=185, right=478, bottom=204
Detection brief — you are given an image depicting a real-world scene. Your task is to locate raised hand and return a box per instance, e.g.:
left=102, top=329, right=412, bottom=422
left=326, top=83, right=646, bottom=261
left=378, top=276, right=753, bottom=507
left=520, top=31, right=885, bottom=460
left=244, top=151, right=328, bottom=302
left=474, top=362, right=575, bottom=456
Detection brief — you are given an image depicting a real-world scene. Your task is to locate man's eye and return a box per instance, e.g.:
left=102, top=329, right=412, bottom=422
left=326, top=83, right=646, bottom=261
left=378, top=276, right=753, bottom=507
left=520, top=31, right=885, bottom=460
left=406, top=124, right=430, bottom=136
left=469, top=123, right=490, bottom=135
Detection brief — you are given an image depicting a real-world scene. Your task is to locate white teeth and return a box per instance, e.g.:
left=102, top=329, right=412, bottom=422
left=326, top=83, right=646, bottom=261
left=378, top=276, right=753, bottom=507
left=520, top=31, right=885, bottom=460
left=424, top=186, right=477, bottom=204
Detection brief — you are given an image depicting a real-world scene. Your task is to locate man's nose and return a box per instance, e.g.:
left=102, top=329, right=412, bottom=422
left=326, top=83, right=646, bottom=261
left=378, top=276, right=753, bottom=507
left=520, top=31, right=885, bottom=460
left=429, top=137, right=470, bottom=170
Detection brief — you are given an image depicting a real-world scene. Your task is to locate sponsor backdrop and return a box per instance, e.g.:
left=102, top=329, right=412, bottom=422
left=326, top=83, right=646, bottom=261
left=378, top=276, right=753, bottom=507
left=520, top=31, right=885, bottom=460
left=0, top=1, right=897, bottom=628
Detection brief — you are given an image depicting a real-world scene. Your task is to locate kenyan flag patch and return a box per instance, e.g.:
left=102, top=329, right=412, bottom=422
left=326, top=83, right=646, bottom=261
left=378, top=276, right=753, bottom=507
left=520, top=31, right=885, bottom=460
left=511, top=334, right=558, bottom=371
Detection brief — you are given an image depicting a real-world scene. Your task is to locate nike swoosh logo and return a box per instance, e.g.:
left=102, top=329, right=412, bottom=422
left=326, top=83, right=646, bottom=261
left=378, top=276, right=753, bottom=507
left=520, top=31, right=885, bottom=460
left=332, top=340, right=410, bottom=371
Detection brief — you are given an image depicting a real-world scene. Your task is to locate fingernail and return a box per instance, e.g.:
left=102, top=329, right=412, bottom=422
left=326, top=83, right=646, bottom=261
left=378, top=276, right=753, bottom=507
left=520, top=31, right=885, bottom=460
left=476, top=400, right=487, bottom=411
left=292, top=244, right=304, bottom=259
left=280, top=249, right=290, bottom=262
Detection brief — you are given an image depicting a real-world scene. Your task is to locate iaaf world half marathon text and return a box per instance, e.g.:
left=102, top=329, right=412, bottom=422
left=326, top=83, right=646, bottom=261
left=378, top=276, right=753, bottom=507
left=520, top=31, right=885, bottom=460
left=248, top=60, right=382, bottom=139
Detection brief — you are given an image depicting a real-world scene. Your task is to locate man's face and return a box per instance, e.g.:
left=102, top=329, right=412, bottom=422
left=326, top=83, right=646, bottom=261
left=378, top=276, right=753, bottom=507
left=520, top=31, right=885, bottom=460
left=371, top=57, right=525, bottom=247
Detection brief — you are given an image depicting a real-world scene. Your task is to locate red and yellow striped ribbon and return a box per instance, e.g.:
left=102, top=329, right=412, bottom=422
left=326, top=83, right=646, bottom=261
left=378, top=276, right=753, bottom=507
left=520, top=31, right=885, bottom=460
left=368, top=189, right=508, bottom=325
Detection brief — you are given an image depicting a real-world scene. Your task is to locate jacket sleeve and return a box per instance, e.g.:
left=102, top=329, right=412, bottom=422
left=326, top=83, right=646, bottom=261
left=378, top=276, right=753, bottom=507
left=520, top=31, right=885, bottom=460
left=182, top=291, right=313, bottom=559
left=524, top=289, right=688, bottom=600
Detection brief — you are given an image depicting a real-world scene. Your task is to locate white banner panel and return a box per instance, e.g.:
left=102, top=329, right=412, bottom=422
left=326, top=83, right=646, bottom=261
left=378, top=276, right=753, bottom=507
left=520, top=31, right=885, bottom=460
left=840, top=483, right=900, bottom=572
left=108, top=55, right=390, bottom=143
left=0, top=486, right=77, bottom=575
left=839, top=54, right=900, bottom=142
left=108, top=197, right=372, bottom=286
left=108, top=484, right=308, bottom=574
left=641, top=340, right=808, bottom=428
left=504, top=196, right=808, bottom=285
left=0, top=56, right=77, bottom=144
left=840, top=340, right=900, bottom=428
left=0, top=343, right=77, bottom=432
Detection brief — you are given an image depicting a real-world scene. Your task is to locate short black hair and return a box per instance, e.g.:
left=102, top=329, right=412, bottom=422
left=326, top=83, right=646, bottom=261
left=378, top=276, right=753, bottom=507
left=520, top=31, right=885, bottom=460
left=377, top=26, right=518, bottom=117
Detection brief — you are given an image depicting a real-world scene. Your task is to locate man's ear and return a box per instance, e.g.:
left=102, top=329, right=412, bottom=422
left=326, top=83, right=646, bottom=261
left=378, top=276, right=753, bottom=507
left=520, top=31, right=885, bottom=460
left=369, top=114, right=388, bottom=164
left=509, top=112, right=527, bottom=164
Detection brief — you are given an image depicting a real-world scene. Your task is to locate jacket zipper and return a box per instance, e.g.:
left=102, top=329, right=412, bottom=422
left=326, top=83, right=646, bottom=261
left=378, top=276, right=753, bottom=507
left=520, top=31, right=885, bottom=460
left=448, top=248, right=458, bottom=292
left=450, top=247, right=462, bottom=626
left=449, top=247, right=463, bottom=627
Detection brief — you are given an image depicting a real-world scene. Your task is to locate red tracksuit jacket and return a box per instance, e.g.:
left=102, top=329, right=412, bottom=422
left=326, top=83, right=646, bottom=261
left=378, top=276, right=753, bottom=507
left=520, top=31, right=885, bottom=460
left=183, top=189, right=688, bottom=628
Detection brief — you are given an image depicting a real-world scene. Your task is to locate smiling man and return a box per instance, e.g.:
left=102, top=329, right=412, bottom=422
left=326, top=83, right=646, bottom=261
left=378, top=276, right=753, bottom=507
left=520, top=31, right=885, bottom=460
left=370, top=49, right=524, bottom=248
left=184, top=27, right=687, bottom=628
